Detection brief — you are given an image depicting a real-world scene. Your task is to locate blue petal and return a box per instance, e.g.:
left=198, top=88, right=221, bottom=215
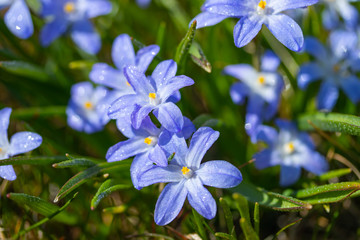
left=131, top=104, right=154, bottom=129
left=124, top=66, right=155, bottom=96
left=0, top=108, right=11, bottom=146
left=158, top=76, right=194, bottom=102
left=70, top=81, right=93, bottom=104
left=66, top=105, right=86, bottom=132
left=190, top=12, right=229, bottom=29
left=280, top=165, right=301, bottom=186
left=265, top=14, right=303, bottom=52
left=116, top=116, right=135, bottom=138
left=304, top=37, right=328, bottom=60
left=336, top=0, right=358, bottom=29
left=233, top=15, right=263, bottom=48
left=40, top=17, right=68, bottom=46
left=197, top=160, right=242, bottom=188
left=322, top=6, right=339, bottom=30
left=341, top=76, right=360, bottom=104
left=275, top=119, right=297, bottom=132
left=229, top=82, right=249, bottom=105
left=151, top=60, right=177, bottom=86
left=136, top=0, right=151, bottom=8
left=317, top=81, right=339, bottom=111
left=135, top=45, right=160, bottom=72
left=84, top=0, right=112, bottom=18
left=89, top=63, right=131, bottom=92
left=297, top=63, right=324, bottom=89
left=106, top=137, right=149, bottom=162
left=70, top=19, right=101, bottom=54
left=4, top=0, right=33, bottom=39
left=245, top=96, right=265, bottom=142
left=185, top=127, right=219, bottom=169
left=130, top=153, right=154, bottom=190
left=260, top=50, right=280, bottom=72
left=302, top=151, right=329, bottom=175
left=186, top=177, right=217, bottom=220
left=138, top=165, right=183, bottom=188
left=330, top=30, right=357, bottom=59
left=9, top=132, right=42, bottom=156
left=108, top=94, right=138, bottom=120
left=202, top=1, right=252, bottom=17
left=255, top=125, right=278, bottom=146
left=0, top=0, right=12, bottom=9
left=154, top=181, right=187, bottom=226
left=111, top=34, right=136, bottom=70
left=0, top=165, right=16, bottom=181
left=269, top=0, right=318, bottom=14
left=158, top=130, right=188, bottom=166
left=254, top=149, right=282, bottom=170
left=149, top=145, right=168, bottom=167
left=182, top=117, right=196, bottom=139
left=153, top=102, right=184, bottom=133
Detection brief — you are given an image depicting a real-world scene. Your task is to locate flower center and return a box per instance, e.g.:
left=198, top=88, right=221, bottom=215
left=333, top=64, right=341, bottom=73
left=0, top=148, right=2, bottom=153
left=181, top=166, right=190, bottom=175
left=149, top=93, right=156, bottom=99
left=84, top=101, right=93, bottom=110
left=181, top=166, right=194, bottom=179
left=258, top=0, right=266, bottom=9
left=126, top=81, right=131, bottom=87
left=64, top=2, right=76, bottom=13
left=284, top=142, right=295, bottom=154
left=144, top=137, right=152, bottom=145
left=257, top=76, right=265, bottom=85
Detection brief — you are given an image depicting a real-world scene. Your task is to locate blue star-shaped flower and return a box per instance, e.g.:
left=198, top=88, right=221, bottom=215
left=254, top=120, right=329, bottom=186
left=137, top=127, right=242, bottom=225
left=0, top=108, right=42, bottom=181
left=192, top=0, right=318, bottom=51
left=297, top=34, right=360, bottom=111
left=66, top=82, right=113, bottom=134
left=39, top=0, right=112, bottom=54
left=0, top=0, right=33, bottom=39
left=224, top=51, right=284, bottom=142
left=108, top=60, right=194, bottom=133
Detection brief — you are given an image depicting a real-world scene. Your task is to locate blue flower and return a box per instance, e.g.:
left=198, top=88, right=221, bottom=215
left=137, top=127, right=242, bottom=225
left=39, top=0, right=112, bottom=54
left=106, top=116, right=195, bottom=189
left=0, top=108, right=42, bottom=181
left=0, top=0, right=33, bottom=39
left=66, top=82, right=112, bottom=134
left=320, top=0, right=359, bottom=30
left=224, top=51, right=283, bottom=142
left=108, top=60, right=194, bottom=133
left=297, top=35, right=360, bottom=111
left=136, top=0, right=151, bottom=8
left=254, top=120, right=329, bottom=186
left=192, top=0, right=318, bottom=51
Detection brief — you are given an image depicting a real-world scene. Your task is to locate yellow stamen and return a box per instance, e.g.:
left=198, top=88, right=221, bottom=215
left=84, top=101, right=93, bottom=110
left=0, top=148, right=2, bottom=153
left=257, top=76, right=265, bottom=85
left=144, top=137, right=152, bottom=145
left=149, top=93, right=156, bottom=99
left=64, top=2, right=75, bottom=13
left=333, top=64, right=340, bottom=72
left=126, top=81, right=131, bottom=87
left=181, top=166, right=190, bottom=175
left=285, top=142, right=295, bottom=154
left=258, top=0, right=266, bottom=9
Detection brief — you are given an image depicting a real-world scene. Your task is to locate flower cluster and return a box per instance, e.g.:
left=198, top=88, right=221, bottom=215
left=0, top=108, right=42, bottom=181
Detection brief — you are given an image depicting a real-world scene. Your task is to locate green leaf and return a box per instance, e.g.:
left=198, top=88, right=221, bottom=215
left=215, top=232, right=234, bottom=239
left=317, top=168, right=352, bottom=181
left=11, top=193, right=78, bottom=239
left=220, top=198, right=236, bottom=239
left=0, top=61, right=48, bottom=81
left=298, top=112, right=360, bottom=136
left=174, top=20, right=197, bottom=66
left=233, top=193, right=251, bottom=227
left=11, top=106, right=66, bottom=119
left=239, top=218, right=259, bottom=240
left=192, top=209, right=208, bottom=240
left=295, top=182, right=360, bottom=204
left=189, top=42, right=212, bottom=73
left=54, top=161, right=130, bottom=203
left=0, top=156, right=66, bottom=166
left=91, top=179, right=132, bottom=210
left=272, top=218, right=302, bottom=240
left=7, top=193, right=78, bottom=225
left=254, top=202, right=260, bottom=236
left=231, top=181, right=312, bottom=211
left=53, top=158, right=98, bottom=168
